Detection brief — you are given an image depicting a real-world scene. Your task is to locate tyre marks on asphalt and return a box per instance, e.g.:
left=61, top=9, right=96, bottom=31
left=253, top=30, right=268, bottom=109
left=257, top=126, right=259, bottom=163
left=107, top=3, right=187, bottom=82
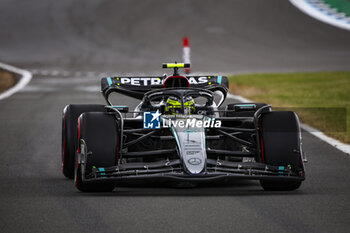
left=20, top=71, right=101, bottom=93
left=30, top=69, right=109, bottom=78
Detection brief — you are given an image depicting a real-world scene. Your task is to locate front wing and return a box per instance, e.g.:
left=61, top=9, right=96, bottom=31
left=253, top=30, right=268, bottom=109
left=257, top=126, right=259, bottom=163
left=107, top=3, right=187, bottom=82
left=78, top=154, right=305, bottom=184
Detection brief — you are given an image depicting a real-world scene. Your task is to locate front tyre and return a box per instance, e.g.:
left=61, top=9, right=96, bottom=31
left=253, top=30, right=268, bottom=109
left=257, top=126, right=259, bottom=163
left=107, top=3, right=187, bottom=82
left=61, top=104, right=105, bottom=178
left=259, top=111, right=304, bottom=191
left=74, top=112, right=119, bottom=192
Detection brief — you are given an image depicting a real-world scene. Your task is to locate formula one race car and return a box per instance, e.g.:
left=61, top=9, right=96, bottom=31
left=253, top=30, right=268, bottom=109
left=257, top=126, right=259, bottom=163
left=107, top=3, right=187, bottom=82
left=61, top=63, right=306, bottom=192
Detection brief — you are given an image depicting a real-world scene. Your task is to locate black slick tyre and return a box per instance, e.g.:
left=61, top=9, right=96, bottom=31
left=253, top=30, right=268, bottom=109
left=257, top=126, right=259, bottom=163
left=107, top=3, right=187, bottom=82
left=61, top=104, right=105, bottom=178
left=75, top=112, right=119, bottom=192
left=259, top=111, right=304, bottom=191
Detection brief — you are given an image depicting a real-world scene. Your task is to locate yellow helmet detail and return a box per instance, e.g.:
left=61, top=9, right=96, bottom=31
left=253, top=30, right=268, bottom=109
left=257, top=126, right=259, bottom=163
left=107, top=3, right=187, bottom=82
left=165, top=96, right=195, bottom=115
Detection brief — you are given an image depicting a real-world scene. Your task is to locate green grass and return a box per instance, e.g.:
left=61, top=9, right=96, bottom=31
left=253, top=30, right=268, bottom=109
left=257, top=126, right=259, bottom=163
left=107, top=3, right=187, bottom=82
left=0, top=69, right=15, bottom=94
left=228, top=72, right=350, bottom=143
left=323, top=0, right=350, bottom=17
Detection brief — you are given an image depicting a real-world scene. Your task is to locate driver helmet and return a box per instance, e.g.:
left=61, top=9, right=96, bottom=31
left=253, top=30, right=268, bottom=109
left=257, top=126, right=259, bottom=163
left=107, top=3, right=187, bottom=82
left=165, top=96, right=195, bottom=115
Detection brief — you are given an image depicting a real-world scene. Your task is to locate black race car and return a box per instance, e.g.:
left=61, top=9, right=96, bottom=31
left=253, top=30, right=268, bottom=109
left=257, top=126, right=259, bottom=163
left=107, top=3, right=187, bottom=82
left=61, top=63, right=306, bottom=192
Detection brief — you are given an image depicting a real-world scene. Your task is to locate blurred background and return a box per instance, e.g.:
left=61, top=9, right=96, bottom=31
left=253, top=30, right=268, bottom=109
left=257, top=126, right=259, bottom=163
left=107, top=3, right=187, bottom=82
left=0, top=0, right=350, bottom=74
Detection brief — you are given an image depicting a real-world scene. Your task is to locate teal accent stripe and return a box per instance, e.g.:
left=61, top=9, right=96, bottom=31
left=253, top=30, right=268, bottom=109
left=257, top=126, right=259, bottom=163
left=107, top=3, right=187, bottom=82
left=217, top=76, right=222, bottom=84
left=278, top=166, right=284, bottom=175
left=98, top=167, right=106, bottom=176
left=236, top=104, right=255, bottom=107
left=107, top=77, right=112, bottom=86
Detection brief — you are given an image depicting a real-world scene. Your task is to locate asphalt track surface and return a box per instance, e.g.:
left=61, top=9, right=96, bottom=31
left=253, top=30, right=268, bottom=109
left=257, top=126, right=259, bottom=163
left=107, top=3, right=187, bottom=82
left=1, top=1, right=350, bottom=233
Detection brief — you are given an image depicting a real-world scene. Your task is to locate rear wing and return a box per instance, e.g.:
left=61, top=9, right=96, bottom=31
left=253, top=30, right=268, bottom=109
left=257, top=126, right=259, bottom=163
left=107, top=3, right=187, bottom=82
left=101, top=75, right=229, bottom=100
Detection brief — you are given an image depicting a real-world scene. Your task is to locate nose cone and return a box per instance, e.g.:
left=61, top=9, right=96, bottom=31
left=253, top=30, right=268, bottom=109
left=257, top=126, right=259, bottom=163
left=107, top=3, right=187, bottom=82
left=169, top=117, right=207, bottom=174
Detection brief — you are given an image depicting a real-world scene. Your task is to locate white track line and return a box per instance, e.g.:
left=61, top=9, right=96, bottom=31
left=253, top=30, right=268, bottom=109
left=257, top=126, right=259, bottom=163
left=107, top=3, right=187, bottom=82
left=227, top=92, right=350, bottom=155
left=0, top=62, right=32, bottom=100
left=290, top=0, right=350, bottom=31
left=301, top=123, right=350, bottom=155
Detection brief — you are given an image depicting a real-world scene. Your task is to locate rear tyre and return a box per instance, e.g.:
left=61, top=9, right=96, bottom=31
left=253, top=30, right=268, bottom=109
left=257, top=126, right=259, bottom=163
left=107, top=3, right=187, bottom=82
left=62, top=104, right=105, bottom=178
left=259, top=111, right=304, bottom=191
left=75, top=112, right=119, bottom=192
